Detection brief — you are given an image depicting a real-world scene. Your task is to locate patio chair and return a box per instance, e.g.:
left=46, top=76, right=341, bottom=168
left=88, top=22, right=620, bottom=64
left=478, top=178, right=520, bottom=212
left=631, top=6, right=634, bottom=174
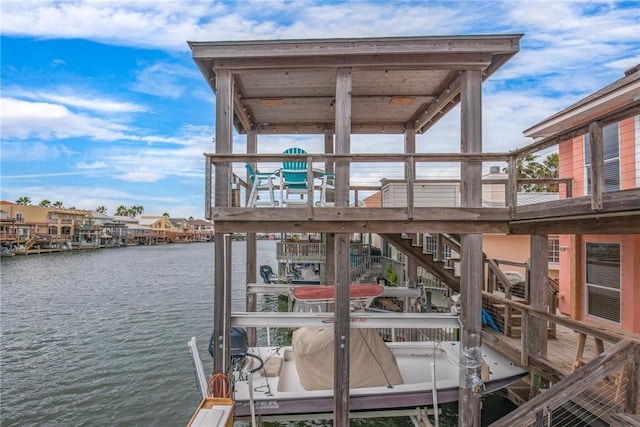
left=280, top=148, right=311, bottom=206
left=245, top=163, right=277, bottom=207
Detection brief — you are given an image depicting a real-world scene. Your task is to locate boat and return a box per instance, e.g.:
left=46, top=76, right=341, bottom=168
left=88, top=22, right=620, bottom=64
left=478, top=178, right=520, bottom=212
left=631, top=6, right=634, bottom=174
left=189, top=284, right=526, bottom=422
left=229, top=337, right=525, bottom=419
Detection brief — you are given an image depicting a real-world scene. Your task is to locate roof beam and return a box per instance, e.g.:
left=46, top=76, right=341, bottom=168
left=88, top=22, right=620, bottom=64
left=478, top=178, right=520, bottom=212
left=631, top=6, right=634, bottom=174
left=212, top=53, right=492, bottom=71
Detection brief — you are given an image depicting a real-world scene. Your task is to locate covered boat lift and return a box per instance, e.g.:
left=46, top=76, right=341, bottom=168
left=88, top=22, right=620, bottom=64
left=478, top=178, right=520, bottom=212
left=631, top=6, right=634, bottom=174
left=189, top=35, right=525, bottom=426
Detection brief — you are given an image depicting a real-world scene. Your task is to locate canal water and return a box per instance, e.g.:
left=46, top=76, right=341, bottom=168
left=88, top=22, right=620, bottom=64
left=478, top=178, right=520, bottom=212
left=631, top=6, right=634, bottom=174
left=1, top=241, right=513, bottom=426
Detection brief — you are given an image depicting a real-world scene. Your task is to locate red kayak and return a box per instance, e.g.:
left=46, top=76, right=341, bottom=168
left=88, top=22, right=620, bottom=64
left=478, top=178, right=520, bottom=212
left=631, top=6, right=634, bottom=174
left=291, top=283, right=384, bottom=301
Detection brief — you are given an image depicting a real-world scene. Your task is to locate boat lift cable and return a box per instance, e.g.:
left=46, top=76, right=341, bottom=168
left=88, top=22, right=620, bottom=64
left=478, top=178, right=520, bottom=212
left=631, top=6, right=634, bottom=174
left=356, top=329, right=393, bottom=389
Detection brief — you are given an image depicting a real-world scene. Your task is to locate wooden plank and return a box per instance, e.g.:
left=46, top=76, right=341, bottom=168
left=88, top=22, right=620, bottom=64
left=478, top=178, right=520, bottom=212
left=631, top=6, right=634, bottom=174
left=482, top=292, right=640, bottom=344
left=190, top=35, right=522, bottom=59
left=334, top=67, right=352, bottom=425
left=529, top=235, right=548, bottom=359
left=204, top=152, right=510, bottom=163
left=459, top=69, right=483, bottom=427
left=510, top=211, right=640, bottom=235
left=608, top=414, right=640, bottom=427
left=213, top=52, right=493, bottom=70
left=514, top=188, right=640, bottom=220
left=213, top=234, right=225, bottom=374
left=213, top=219, right=510, bottom=234
left=489, top=340, right=635, bottom=427
left=211, top=206, right=510, bottom=221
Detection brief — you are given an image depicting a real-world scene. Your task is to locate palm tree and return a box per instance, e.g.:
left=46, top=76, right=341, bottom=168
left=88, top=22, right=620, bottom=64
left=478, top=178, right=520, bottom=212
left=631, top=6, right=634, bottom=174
left=116, top=205, right=129, bottom=216
left=52, top=201, right=64, bottom=208
left=96, top=206, right=107, bottom=214
left=504, top=153, right=559, bottom=192
left=16, top=196, right=31, bottom=205
left=39, top=199, right=52, bottom=207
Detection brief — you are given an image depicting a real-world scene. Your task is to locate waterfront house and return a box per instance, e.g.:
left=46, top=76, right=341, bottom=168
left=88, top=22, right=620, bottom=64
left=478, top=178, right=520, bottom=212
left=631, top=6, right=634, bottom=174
left=524, top=64, right=640, bottom=334
left=188, top=219, right=215, bottom=241
left=0, top=201, right=91, bottom=251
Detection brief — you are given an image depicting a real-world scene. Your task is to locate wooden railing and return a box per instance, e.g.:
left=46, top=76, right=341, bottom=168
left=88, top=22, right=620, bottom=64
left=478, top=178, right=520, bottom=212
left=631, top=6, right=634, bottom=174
left=490, top=339, right=640, bottom=427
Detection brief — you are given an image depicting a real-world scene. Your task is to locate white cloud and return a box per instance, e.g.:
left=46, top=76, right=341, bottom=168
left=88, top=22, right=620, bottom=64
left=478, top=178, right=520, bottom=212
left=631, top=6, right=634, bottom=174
left=131, top=62, right=200, bottom=98
left=0, top=141, right=75, bottom=162
left=76, top=161, right=108, bottom=169
left=119, top=171, right=165, bottom=182
left=0, top=97, right=132, bottom=141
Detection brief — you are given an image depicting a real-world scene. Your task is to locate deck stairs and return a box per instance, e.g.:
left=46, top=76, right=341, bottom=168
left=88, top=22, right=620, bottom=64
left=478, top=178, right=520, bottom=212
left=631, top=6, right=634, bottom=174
left=380, top=233, right=461, bottom=293
left=381, top=232, right=557, bottom=339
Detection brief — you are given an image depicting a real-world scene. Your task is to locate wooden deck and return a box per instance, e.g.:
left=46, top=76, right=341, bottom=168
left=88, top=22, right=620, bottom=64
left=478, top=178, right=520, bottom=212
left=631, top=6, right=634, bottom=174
left=485, top=322, right=608, bottom=379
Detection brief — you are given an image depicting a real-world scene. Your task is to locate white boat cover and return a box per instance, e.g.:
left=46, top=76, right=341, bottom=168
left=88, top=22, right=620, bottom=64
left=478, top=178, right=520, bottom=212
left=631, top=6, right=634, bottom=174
left=291, top=327, right=404, bottom=390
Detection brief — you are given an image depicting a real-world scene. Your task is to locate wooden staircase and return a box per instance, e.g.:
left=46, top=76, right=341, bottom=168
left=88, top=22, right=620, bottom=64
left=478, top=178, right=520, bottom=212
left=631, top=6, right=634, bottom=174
left=381, top=232, right=559, bottom=339
left=380, top=233, right=460, bottom=292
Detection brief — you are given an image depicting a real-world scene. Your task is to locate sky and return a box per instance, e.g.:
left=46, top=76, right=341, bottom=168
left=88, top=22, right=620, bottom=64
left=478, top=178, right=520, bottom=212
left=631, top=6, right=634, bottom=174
left=1, top=1, right=639, bottom=219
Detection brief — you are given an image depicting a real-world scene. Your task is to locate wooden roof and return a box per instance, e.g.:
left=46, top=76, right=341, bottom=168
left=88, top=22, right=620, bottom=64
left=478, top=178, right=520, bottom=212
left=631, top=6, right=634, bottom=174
left=189, top=35, right=521, bottom=135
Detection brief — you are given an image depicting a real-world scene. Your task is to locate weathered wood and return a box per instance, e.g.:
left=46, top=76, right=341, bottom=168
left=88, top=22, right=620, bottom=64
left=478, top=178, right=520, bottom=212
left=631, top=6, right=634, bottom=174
left=334, top=67, right=351, bottom=427
left=204, top=152, right=511, bottom=163
left=246, top=231, right=257, bottom=346
left=459, top=69, right=483, bottom=427
left=489, top=340, right=636, bottom=427
left=212, top=218, right=510, bottom=235
left=513, top=188, right=640, bottom=220
left=482, top=292, right=640, bottom=344
left=529, top=235, right=548, bottom=359
left=213, top=234, right=225, bottom=374
left=215, top=69, right=233, bottom=208
left=608, top=413, right=640, bottom=427
left=211, top=206, right=510, bottom=222
left=334, top=234, right=351, bottom=426
left=212, top=68, right=233, bottom=376
left=510, top=211, right=640, bottom=234
left=191, top=35, right=521, bottom=60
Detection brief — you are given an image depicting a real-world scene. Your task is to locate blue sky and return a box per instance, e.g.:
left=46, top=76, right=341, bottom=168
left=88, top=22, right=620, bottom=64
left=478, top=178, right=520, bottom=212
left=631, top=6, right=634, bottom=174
left=1, top=1, right=638, bottom=218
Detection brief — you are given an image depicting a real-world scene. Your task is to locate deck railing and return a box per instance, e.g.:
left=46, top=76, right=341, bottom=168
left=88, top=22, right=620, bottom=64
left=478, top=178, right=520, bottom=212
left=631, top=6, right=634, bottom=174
left=204, top=152, right=588, bottom=214
left=490, top=339, right=639, bottom=427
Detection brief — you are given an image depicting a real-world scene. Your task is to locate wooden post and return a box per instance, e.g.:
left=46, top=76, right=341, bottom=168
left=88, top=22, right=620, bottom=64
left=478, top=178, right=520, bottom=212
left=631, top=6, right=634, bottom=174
left=459, top=69, right=483, bottom=427
left=324, top=129, right=335, bottom=205
left=213, top=69, right=233, bottom=375
left=325, top=233, right=335, bottom=285
left=529, top=235, right=549, bottom=359
left=405, top=124, right=416, bottom=219
left=246, top=130, right=257, bottom=346
left=333, top=67, right=352, bottom=426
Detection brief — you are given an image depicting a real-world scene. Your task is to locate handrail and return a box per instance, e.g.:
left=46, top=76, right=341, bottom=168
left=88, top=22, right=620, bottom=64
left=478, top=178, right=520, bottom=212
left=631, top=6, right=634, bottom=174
left=482, top=292, right=640, bottom=344
left=489, top=339, right=637, bottom=427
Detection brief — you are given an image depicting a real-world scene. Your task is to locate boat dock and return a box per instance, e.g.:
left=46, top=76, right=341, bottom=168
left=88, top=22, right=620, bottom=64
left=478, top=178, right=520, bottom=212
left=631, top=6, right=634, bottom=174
left=188, top=35, right=640, bottom=426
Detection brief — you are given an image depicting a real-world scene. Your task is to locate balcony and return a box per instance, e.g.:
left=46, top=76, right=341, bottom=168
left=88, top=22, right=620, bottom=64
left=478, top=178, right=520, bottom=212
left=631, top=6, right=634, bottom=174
left=205, top=151, right=633, bottom=235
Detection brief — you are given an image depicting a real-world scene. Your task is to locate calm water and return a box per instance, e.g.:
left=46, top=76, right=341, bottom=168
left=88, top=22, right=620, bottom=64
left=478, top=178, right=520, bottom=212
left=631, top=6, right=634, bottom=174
left=1, top=241, right=512, bottom=426
left=1, top=242, right=276, bottom=426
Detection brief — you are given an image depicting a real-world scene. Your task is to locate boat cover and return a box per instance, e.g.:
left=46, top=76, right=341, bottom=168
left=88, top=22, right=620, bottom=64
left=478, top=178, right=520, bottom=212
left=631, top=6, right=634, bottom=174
left=291, top=327, right=404, bottom=390
left=291, top=284, right=384, bottom=301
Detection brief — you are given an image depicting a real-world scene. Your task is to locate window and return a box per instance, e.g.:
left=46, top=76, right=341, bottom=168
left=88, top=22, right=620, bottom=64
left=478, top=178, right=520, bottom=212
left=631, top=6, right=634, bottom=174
left=548, top=236, right=560, bottom=263
left=15, top=212, right=23, bottom=223
left=585, top=242, right=620, bottom=323
left=584, top=123, right=620, bottom=193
